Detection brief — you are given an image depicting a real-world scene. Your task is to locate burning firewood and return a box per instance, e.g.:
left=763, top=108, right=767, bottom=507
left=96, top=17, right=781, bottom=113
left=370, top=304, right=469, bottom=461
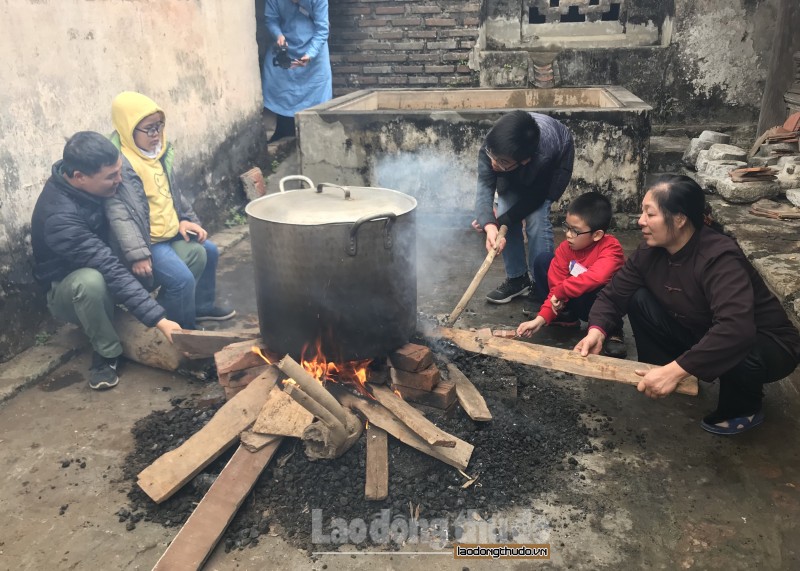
left=276, top=355, right=363, bottom=460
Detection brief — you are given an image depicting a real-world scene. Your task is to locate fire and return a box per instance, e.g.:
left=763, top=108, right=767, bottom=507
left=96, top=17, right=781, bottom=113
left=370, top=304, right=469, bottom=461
left=300, top=338, right=372, bottom=397
left=251, top=346, right=272, bottom=364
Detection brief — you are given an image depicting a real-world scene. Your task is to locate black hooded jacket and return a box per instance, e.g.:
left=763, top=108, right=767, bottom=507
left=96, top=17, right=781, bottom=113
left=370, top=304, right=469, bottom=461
left=30, top=161, right=166, bottom=327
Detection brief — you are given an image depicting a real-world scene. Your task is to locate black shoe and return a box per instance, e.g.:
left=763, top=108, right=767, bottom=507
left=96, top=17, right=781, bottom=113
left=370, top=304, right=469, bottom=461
left=486, top=275, right=532, bottom=304
left=196, top=306, right=237, bottom=322
left=89, top=352, right=119, bottom=390
left=522, top=292, right=545, bottom=316
left=549, top=310, right=580, bottom=328
left=602, top=330, right=628, bottom=359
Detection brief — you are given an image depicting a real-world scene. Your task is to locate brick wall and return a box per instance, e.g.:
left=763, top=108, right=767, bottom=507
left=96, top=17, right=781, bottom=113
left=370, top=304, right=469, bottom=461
left=329, top=1, right=481, bottom=95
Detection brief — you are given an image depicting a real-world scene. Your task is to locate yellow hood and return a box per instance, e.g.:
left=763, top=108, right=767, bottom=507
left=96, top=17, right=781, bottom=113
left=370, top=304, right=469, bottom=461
left=111, top=91, right=167, bottom=161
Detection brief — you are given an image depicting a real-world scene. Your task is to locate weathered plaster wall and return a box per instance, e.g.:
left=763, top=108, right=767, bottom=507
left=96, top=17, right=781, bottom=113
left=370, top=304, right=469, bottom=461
left=0, top=0, right=265, bottom=362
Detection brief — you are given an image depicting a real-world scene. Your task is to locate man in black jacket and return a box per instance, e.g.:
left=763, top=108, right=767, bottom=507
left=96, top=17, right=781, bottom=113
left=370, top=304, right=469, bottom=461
left=31, top=132, right=181, bottom=390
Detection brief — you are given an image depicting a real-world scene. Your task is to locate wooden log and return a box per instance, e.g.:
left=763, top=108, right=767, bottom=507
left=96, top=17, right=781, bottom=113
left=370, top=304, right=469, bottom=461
left=445, top=363, right=492, bottom=422
left=393, top=378, right=457, bottom=410
left=276, top=355, right=349, bottom=427
left=151, top=440, right=282, bottom=571
left=389, top=364, right=441, bottom=392
left=251, top=384, right=313, bottom=438
left=435, top=327, right=699, bottom=397
left=365, top=425, right=389, bottom=501
left=446, top=224, right=508, bottom=326
left=335, top=389, right=473, bottom=471
left=113, top=310, right=186, bottom=371
left=389, top=343, right=434, bottom=372
left=136, top=368, right=279, bottom=503
left=172, top=329, right=260, bottom=359
left=370, top=385, right=456, bottom=448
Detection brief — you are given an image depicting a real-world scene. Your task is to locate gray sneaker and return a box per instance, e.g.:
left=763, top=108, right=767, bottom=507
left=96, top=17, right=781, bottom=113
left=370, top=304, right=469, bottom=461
left=486, top=275, right=532, bottom=304
left=89, top=352, right=119, bottom=390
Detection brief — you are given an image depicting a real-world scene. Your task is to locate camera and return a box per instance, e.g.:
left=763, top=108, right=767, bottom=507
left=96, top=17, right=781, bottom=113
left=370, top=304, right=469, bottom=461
left=273, top=46, right=292, bottom=69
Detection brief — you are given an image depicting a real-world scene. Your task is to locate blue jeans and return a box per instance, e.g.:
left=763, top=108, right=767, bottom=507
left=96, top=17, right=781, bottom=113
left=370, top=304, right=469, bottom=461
left=496, top=196, right=554, bottom=281
left=150, top=237, right=219, bottom=329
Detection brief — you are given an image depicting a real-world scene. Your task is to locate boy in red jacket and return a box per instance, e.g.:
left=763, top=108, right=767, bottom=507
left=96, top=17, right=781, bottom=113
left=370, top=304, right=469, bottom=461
left=517, top=192, right=627, bottom=357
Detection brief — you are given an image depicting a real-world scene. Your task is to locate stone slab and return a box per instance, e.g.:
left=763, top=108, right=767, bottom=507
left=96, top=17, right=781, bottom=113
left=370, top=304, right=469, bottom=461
left=695, top=149, right=711, bottom=173
left=751, top=255, right=800, bottom=300
left=749, top=156, right=780, bottom=167
left=699, top=131, right=731, bottom=144
left=715, top=178, right=781, bottom=203
left=777, top=155, right=800, bottom=167
left=683, top=137, right=712, bottom=168
left=787, top=188, right=800, bottom=208
left=707, top=144, right=747, bottom=162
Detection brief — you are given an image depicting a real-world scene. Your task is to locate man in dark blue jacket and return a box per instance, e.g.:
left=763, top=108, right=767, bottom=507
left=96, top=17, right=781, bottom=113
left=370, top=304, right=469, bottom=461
left=31, top=132, right=181, bottom=390
left=474, top=111, right=574, bottom=306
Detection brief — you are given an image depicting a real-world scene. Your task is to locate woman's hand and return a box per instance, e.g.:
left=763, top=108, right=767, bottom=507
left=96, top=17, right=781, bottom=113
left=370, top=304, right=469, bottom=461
left=634, top=361, right=689, bottom=399
left=291, top=54, right=310, bottom=68
left=155, top=318, right=182, bottom=343
left=277, top=35, right=287, bottom=47
left=517, top=316, right=545, bottom=338
left=574, top=327, right=605, bottom=356
left=131, top=258, right=153, bottom=278
left=179, top=220, right=207, bottom=243
left=484, top=224, right=505, bottom=254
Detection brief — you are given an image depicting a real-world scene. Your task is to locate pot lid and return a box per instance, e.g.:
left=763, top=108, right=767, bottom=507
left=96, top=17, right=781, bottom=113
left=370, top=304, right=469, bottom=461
left=246, top=177, right=417, bottom=225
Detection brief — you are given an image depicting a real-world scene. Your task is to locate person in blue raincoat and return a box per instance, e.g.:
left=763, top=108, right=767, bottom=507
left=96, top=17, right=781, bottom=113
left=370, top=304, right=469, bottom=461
left=262, top=0, right=332, bottom=142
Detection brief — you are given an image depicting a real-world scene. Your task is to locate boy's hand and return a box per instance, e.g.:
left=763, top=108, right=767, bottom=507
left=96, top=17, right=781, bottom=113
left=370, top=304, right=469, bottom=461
left=550, top=295, right=564, bottom=312
left=517, top=316, right=546, bottom=338
left=179, top=220, right=208, bottom=243
left=155, top=318, right=182, bottom=343
left=132, top=258, right=153, bottom=278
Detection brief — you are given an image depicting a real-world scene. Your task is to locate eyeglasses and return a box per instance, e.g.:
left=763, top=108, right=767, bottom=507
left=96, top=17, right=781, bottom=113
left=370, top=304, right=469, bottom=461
left=561, top=222, right=594, bottom=237
left=135, top=121, right=165, bottom=137
left=484, top=148, right=519, bottom=172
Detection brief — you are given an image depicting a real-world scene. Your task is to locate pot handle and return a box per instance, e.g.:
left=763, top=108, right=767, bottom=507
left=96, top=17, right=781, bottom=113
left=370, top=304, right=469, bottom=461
left=348, top=212, right=397, bottom=257
left=278, top=175, right=314, bottom=193
left=316, top=182, right=352, bottom=200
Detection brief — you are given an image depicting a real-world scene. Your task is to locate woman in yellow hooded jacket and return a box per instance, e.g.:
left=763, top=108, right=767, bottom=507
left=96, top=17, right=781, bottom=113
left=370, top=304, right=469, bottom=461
left=106, top=91, right=234, bottom=329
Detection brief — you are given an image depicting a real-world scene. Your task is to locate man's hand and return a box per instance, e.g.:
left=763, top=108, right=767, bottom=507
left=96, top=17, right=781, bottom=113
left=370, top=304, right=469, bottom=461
left=484, top=224, right=506, bottom=254
left=155, top=318, right=182, bottom=343
left=517, top=316, right=545, bottom=338
left=574, top=327, right=605, bottom=357
left=291, top=54, right=310, bottom=68
left=471, top=219, right=484, bottom=233
left=634, top=361, right=689, bottom=399
left=131, top=258, right=153, bottom=278
left=179, top=220, right=207, bottom=243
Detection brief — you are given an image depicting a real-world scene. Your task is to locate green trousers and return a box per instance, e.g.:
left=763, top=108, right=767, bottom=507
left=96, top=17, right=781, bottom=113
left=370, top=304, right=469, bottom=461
left=47, top=268, right=122, bottom=359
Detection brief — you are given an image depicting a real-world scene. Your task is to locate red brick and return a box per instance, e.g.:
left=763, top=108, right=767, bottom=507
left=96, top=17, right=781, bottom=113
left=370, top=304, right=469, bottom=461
left=374, top=6, right=406, bottom=15
left=411, top=5, right=442, bottom=14
left=439, top=29, right=480, bottom=38
left=391, top=364, right=441, bottom=391
left=390, top=343, right=434, bottom=372
left=392, top=17, right=423, bottom=26
left=425, top=18, right=457, bottom=26
left=338, top=31, right=370, bottom=40
left=394, top=378, right=456, bottom=409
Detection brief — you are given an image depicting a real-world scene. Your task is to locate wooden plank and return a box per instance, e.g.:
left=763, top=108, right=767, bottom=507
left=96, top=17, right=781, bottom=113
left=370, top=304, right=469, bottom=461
left=365, top=425, right=389, bottom=501
left=435, top=327, right=699, bottom=396
left=336, top=390, right=473, bottom=471
left=172, top=329, right=259, bottom=359
left=393, top=378, right=457, bottom=410
left=370, top=385, right=456, bottom=447
left=390, top=364, right=441, bottom=391
left=389, top=343, right=434, bottom=372
left=114, top=310, right=185, bottom=371
left=152, top=440, right=282, bottom=571
left=251, top=384, right=314, bottom=438
left=219, top=364, right=271, bottom=388
left=240, top=430, right=279, bottom=452
left=136, top=369, right=279, bottom=503
left=445, top=363, right=492, bottom=422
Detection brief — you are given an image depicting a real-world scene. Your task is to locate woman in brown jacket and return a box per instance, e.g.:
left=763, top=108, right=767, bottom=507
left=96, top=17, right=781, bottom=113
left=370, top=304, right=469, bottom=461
left=575, top=175, right=800, bottom=435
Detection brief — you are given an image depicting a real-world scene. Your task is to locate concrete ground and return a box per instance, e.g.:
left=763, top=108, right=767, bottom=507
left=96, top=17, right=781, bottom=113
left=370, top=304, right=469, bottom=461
left=1, top=221, right=799, bottom=571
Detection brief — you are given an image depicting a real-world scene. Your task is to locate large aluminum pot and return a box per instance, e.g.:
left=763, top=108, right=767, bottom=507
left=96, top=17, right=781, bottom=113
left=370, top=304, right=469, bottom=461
left=245, top=175, right=417, bottom=361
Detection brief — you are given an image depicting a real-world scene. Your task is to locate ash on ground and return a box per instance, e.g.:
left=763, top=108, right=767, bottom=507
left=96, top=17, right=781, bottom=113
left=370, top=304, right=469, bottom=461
left=119, top=344, right=616, bottom=553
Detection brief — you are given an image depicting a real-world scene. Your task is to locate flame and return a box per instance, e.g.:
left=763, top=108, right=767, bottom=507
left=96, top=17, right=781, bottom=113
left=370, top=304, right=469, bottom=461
left=282, top=378, right=297, bottom=387
left=252, top=346, right=271, bottom=364
left=299, top=338, right=372, bottom=398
